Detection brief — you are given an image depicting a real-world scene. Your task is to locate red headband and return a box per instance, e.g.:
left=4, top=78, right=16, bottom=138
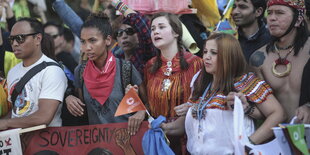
left=267, top=0, right=305, bottom=14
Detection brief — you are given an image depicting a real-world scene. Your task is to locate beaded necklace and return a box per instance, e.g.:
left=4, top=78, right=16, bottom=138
left=272, top=43, right=294, bottom=77
left=275, top=43, right=294, bottom=50
left=191, top=82, right=218, bottom=132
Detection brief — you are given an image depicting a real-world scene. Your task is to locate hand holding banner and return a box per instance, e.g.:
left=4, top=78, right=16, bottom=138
left=115, top=88, right=146, bottom=117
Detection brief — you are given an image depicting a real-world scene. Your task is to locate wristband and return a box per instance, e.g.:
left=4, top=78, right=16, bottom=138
left=120, top=5, right=128, bottom=15
left=112, top=1, right=129, bottom=15
left=112, top=0, right=121, bottom=8
left=117, top=2, right=129, bottom=15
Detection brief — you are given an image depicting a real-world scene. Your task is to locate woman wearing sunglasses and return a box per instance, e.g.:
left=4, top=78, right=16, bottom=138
left=111, top=0, right=156, bottom=78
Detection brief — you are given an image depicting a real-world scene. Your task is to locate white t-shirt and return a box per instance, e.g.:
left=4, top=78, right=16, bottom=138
left=7, top=54, right=68, bottom=127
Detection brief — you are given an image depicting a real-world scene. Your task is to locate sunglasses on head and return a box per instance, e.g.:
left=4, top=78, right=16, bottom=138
left=8, top=32, right=39, bottom=45
left=116, top=28, right=135, bottom=37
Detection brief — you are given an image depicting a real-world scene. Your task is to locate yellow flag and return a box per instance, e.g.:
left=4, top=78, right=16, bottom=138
left=222, top=0, right=235, bottom=20
left=0, top=79, right=10, bottom=117
left=192, top=0, right=221, bottom=30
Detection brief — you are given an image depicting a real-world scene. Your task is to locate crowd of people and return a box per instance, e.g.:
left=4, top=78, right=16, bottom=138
left=0, top=0, right=309, bottom=154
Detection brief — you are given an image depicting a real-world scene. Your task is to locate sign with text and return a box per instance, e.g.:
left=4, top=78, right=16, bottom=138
left=0, top=128, right=22, bottom=155
left=22, top=122, right=148, bottom=155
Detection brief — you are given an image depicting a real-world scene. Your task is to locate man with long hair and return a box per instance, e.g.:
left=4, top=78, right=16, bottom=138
left=250, top=0, right=310, bottom=123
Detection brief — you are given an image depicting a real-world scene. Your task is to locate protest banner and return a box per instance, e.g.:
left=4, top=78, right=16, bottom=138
left=0, top=128, right=22, bottom=155
left=22, top=122, right=148, bottom=155
left=121, top=0, right=194, bottom=14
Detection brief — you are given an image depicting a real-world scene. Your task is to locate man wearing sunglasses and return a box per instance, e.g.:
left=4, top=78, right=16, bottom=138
left=0, top=18, right=67, bottom=130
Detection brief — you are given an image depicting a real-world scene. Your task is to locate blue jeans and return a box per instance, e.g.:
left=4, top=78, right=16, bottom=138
left=52, top=0, right=83, bottom=37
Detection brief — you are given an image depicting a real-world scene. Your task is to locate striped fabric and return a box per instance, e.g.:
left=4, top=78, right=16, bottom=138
left=190, top=72, right=273, bottom=110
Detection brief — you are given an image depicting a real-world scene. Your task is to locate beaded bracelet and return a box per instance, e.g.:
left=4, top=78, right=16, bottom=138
left=249, top=106, right=255, bottom=116
left=244, top=104, right=255, bottom=116
left=119, top=4, right=128, bottom=15
left=113, top=1, right=129, bottom=15
left=244, top=105, right=251, bottom=114
left=112, top=0, right=121, bottom=9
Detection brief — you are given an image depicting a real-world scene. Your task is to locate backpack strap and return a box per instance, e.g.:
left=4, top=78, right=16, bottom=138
left=120, top=59, right=124, bottom=93
left=0, top=46, right=5, bottom=77
left=11, top=61, right=60, bottom=105
left=120, top=59, right=133, bottom=94
left=79, top=59, right=87, bottom=87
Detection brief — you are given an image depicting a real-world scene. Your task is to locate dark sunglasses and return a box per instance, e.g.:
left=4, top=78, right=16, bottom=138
left=116, top=28, right=135, bottom=37
left=8, top=32, right=39, bottom=45
left=50, top=34, right=59, bottom=39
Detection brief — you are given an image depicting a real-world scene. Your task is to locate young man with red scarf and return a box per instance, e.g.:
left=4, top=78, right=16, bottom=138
left=250, top=0, right=310, bottom=123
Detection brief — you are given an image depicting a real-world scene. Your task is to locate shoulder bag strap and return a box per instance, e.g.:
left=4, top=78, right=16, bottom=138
left=0, top=46, right=5, bottom=77
left=11, top=61, right=60, bottom=105
left=119, top=59, right=125, bottom=94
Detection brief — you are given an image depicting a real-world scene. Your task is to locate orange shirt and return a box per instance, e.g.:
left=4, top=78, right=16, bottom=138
left=145, top=52, right=203, bottom=118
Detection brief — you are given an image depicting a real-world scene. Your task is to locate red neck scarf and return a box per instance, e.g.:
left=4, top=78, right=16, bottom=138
left=83, top=52, right=116, bottom=105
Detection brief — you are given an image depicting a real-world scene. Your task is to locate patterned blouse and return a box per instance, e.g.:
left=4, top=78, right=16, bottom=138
left=189, top=72, right=273, bottom=110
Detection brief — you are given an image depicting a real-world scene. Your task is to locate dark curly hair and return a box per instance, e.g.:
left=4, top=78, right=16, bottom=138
left=82, top=12, right=112, bottom=39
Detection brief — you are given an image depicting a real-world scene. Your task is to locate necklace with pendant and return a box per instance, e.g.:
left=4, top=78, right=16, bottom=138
left=161, top=61, right=172, bottom=92
left=191, top=83, right=217, bottom=133
left=272, top=43, right=294, bottom=78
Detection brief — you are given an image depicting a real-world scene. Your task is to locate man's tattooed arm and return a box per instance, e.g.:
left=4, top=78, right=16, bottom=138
left=249, top=51, right=265, bottom=67
left=249, top=51, right=266, bottom=79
